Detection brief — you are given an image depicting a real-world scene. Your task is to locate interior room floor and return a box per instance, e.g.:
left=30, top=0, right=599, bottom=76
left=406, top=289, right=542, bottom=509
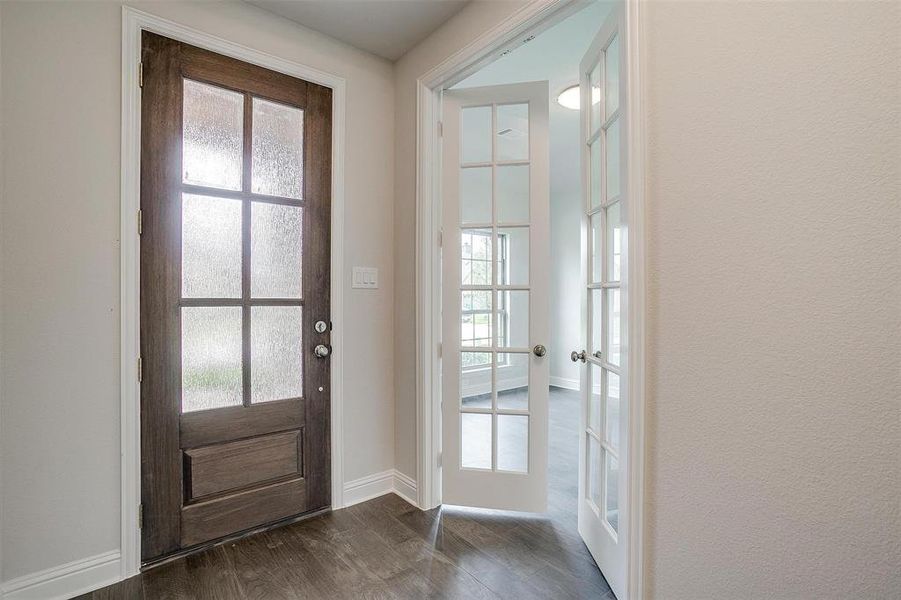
left=81, top=387, right=612, bottom=599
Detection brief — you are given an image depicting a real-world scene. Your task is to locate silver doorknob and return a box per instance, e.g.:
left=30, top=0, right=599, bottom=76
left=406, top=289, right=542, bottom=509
left=314, top=344, right=331, bottom=358
left=533, top=344, right=547, bottom=357
left=570, top=349, right=587, bottom=363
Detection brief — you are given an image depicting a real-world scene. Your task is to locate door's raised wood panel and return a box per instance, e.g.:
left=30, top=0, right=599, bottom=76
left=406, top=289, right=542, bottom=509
left=181, top=478, right=307, bottom=548
left=180, top=399, right=304, bottom=449
left=185, top=430, right=302, bottom=500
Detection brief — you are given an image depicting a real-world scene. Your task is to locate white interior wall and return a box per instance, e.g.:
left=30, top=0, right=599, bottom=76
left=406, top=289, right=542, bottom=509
left=454, top=1, right=613, bottom=391
left=643, top=1, right=900, bottom=597
left=0, top=0, right=395, bottom=584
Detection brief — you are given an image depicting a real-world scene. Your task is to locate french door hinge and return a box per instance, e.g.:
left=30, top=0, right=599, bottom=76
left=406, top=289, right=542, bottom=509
left=137, top=356, right=143, bottom=383
left=438, top=121, right=443, bottom=138
left=138, top=503, right=143, bottom=529
left=138, top=62, right=143, bottom=88
left=438, top=229, right=443, bottom=247
left=437, top=342, right=442, bottom=358
left=437, top=452, right=442, bottom=468
left=137, top=209, right=143, bottom=235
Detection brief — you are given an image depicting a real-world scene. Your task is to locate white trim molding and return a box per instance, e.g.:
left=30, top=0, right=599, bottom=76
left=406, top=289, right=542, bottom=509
left=0, top=551, right=121, bottom=600
left=549, top=376, right=580, bottom=391
left=341, top=470, right=419, bottom=509
left=120, top=6, right=347, bottom=580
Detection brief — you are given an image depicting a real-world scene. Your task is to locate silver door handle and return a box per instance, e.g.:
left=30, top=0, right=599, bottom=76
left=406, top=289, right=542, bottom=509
left=314, top=344, right=331, bottom=358
left=533, top=344, right=547, bottom=357
left=570, top=349, right=587, bottom=363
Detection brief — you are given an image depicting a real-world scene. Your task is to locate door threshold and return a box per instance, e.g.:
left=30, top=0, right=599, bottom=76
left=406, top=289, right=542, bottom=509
left=140, top=506, right=331, bottom=571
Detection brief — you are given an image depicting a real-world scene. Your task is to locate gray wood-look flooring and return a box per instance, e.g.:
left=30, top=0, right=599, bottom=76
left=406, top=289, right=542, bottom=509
left=81, top=387, right=613, bottom=599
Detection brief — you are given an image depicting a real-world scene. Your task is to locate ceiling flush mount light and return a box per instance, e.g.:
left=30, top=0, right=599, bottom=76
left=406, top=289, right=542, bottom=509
left=556, top=85, right=580, bottom=110
left=556, top=83, right=602, bottom=111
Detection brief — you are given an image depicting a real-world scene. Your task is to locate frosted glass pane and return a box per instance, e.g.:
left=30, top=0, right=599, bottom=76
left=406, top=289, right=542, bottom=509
left=461, top=290, right=492, bottom=348
left=589, top=137, right=602, bottom=209
left=497, top=165, right=529, bottom=223
left=461, top=352, right=492, bottom=409
left=181, top=307, right=242, bottom=413
left=252, top=98, right=304, bottom=199
left=606, top=371, right=620, bottom=451
left=497, top=227, right=528, bottom=286
left=496, top=103, right=529, bottom=162
left=590, top=363, right=602, bottom=433
left=498, top=290, right=528, bottom=348
left=606, top=118, right=621, bottom=199
left=590, top=211, right=602, bottom=284
left=462, top=413, right=492, bottom=469
left=589, top=437, right=601, bottom=508
left=182, top=194, right=242, bottom=298
left=461, top=229, right=492, bottom=286
left=606, top=452, right=619, bottom=532
left=251, top=202, right=303, bottom=298
left=497, top=353, right=528, bottom=410
left=461, top=106, right=491, bottom=164
left=460, top=167, right=492, bottom=223
left=606, top=288, right=621, bottom=366
left=591, top=289, right=603, bottom=358
left=589, top=60, right=602, bottom=134
left=606, top=201, right=622, bottom=282
left=497, top=415, right=528, bottom=473
left=251, top=306, right=303, bottom=403
left=605, top=35, right=620, bottom=118
left=182, top=79, right=243, bottom=191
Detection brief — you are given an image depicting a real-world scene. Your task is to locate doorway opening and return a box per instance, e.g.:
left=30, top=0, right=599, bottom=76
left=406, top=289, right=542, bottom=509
left=420, top=1, right=645, bottom=598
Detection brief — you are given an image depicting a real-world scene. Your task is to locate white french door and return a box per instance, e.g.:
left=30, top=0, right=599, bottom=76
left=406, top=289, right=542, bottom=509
left=441, top=82, right=550, bottom=512
left=576, top=5, right=629, bottom=599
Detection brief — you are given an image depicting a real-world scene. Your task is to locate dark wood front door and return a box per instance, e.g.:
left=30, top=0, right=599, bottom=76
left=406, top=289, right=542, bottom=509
left=139, top=31, right=332, bottom=563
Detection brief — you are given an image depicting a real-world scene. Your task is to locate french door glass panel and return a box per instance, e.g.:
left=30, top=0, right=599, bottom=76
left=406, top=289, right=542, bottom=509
left=179, top=77, right=305, bottom=414
left=578, top=6, right=627, bottom=599
left=443, top=81, right=549, bottom=512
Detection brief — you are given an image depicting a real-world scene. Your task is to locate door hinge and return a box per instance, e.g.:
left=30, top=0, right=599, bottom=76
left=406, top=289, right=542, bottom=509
left=437, top=342, right=442, bottom=358
left=138, top=62, right=144, bottom=88
left=137, top=209, right=143, bottom=235
left=438, top=121, right=443, bottom=138
left=438, top=229, right=443, bottom=247
left=437, top=452, right=442, bottom=468
left=138, top=504, right=143, bottom=529
left=137, top=356, right=143, bottom=383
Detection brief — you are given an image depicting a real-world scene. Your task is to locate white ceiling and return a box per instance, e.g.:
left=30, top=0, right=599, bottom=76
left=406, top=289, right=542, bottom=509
left=245, top=0, right=470, bottom=61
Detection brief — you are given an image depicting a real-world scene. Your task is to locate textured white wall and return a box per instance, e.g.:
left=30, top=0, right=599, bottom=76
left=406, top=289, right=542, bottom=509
left=0, top=0, right=395, bottom=583
left=643, top=1, right=901, bottom=597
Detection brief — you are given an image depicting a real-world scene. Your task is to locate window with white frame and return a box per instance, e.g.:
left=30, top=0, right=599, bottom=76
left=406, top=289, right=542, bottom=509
left=461, top=229, right=508, bottom=369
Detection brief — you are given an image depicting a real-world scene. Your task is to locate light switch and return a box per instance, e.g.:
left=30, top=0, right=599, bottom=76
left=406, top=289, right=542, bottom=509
left=352, top=267, right=378, bottom=289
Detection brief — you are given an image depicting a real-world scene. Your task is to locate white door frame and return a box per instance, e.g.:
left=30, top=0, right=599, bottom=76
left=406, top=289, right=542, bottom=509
left=414, top=0, right=646, bottom=597
left=120, top=6, right=347, bottom=578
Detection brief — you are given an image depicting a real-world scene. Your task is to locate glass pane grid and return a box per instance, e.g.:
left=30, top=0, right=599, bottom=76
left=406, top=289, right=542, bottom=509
left=180, top=86, right=307, bottom=413
left=458, top=100, right=531, bottom=476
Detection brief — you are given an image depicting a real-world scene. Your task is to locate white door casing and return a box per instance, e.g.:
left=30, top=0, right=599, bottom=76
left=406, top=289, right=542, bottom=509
left=441, top=82, right=550, bottom=512
left=577, top=5, right=629, bottom=599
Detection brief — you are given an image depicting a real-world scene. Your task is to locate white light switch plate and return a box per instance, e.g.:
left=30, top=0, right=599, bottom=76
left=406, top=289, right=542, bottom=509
left=352, top=267, right=378, bottom=289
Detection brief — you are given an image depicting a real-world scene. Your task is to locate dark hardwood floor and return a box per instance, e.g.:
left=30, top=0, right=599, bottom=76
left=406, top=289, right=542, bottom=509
left=82, top=387, right=612, bottom=599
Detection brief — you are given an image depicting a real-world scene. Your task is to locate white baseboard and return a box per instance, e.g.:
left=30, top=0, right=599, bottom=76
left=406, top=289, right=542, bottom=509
left=342, top=469, right=419, bottom=509
left=550, top=375, right=580, bottom=391
left=1, top=550, right=121, bottom=600
left=392, top=470, right=418, bottom=506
